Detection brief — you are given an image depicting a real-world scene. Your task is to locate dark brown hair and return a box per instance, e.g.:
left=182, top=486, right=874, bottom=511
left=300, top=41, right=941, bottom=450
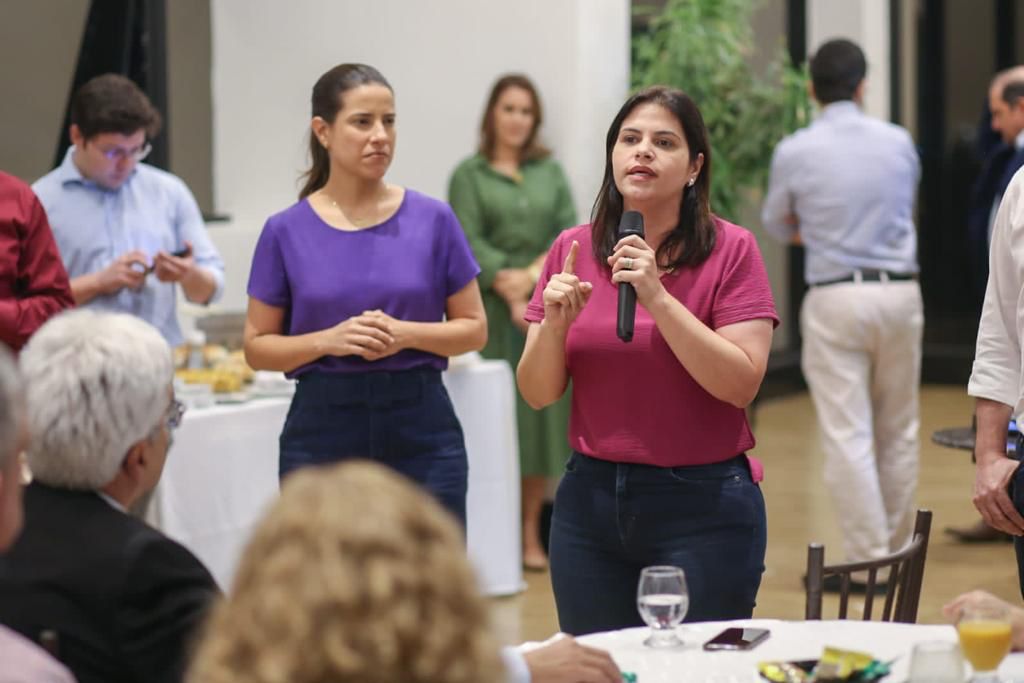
left=71, top=74, right=162, bottom=140
left=591, top=86, right=715, bottom=271
left=478, top=74, right=550, bottom=162
left=810, top=39, right=866, bottom=105
left=299, top=63, right=393, bottom=199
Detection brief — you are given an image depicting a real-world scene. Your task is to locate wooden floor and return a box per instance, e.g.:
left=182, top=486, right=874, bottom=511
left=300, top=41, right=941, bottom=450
left=489, top=385, right=1023, bottom=644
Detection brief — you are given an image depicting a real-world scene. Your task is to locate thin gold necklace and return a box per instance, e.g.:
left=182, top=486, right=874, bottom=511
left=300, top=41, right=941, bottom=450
left=323, top=187, right=386, bottom=228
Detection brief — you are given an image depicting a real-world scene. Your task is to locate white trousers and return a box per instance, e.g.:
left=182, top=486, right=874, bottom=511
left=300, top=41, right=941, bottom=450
left=800, top=280, right=924, bottom=565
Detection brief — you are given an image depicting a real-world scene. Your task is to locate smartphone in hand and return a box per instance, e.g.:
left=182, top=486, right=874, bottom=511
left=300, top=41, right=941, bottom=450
left=170, top=246, right=192, bottom=258
left=703, top=627, right=770, bottom=651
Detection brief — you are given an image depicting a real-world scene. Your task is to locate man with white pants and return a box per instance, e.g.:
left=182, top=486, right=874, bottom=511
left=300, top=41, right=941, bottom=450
left=763, top=38, right=923, bottom=590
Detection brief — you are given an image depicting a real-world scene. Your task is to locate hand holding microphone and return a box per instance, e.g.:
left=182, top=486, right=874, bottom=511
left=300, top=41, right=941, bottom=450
left=610, top=211, right=661, bottom=342
left=542, top=240, right=593, bottom=334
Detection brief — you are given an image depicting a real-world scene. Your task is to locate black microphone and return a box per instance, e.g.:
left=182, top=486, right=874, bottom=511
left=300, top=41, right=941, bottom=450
left=616, top=211, right=645, bottom=342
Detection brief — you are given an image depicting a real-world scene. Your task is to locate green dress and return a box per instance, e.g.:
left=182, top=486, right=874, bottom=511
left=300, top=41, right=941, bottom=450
left=448, top=154, right=577, bottom=478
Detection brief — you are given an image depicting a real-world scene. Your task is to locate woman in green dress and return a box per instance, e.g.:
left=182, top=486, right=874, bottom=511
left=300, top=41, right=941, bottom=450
left=448, top=74, right=576, bottom=571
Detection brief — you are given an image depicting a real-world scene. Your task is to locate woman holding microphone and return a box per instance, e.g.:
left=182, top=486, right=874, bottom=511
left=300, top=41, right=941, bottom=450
left=517, top=86, right=778, bottom=634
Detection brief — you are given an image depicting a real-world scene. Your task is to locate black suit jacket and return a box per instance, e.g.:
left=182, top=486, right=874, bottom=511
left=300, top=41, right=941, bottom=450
left=0, top=483, right=219, bottom=683
left=967, top=105, right=1024, bottom=296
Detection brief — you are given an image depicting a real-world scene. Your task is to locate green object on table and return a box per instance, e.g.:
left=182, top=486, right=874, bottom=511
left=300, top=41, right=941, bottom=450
left=621, top=672, right=638, bottom=683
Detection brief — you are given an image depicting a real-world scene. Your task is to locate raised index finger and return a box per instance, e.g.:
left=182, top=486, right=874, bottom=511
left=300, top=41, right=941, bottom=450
left=562, top=240, right=580, bottom=275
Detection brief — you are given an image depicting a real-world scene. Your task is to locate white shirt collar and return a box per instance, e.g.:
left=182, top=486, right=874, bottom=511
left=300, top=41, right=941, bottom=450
left=1013, top=129, right=1024, bottom=151
left=96, top=491, right=127, bottom=514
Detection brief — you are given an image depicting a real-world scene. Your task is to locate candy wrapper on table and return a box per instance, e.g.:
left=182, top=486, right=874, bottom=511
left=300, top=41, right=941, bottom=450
left=758, top=647, right=891, bottom=682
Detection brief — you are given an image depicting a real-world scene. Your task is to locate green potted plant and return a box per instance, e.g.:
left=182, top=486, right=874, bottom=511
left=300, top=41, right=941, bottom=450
left=632, top=0, right=811, bottom=221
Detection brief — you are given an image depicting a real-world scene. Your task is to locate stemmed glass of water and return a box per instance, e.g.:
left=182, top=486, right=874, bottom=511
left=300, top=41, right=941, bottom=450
left=637, top=565, right=689, bottom=648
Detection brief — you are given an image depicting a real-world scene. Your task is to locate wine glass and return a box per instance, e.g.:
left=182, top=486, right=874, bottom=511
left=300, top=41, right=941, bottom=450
left=637, top=565, right=688, bottom=648
left=958, top=603, right=1012, bottom=681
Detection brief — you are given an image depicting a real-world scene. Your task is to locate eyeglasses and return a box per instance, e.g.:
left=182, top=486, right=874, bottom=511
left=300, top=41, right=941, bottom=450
left=98, top=142, right=152, bottom=163
left=166, top=398, right=185, bottom=431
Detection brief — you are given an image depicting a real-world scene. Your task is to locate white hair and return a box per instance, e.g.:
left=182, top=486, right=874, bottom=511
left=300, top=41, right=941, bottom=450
left=20, top=310, right=172, bottom=490
left=0, top=343, right=23, bottom=469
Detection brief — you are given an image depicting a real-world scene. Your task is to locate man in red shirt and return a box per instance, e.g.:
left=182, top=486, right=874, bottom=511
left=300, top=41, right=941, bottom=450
left=0, top=172, right=74, bottom=351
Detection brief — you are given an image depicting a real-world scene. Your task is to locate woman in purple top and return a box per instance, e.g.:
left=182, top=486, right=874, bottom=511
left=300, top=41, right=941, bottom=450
left=243, top=64, right=487, bottom=527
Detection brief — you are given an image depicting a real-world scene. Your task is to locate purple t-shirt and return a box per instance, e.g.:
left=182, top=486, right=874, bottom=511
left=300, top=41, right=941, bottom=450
left=247, top=189, right=480, bottom=377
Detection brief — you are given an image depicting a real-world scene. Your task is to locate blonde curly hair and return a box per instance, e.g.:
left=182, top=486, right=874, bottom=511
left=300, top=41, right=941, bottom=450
left=187, top=461, right=505, bottom=683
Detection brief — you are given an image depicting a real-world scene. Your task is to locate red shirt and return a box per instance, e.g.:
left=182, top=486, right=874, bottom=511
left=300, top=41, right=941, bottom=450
left=0, top=172, right=74, bottom=351
left=526, top=217, right=779, bottom=469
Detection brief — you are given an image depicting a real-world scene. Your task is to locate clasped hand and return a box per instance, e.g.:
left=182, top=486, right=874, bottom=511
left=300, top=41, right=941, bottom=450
left=324, top=310, right=407, bottom=361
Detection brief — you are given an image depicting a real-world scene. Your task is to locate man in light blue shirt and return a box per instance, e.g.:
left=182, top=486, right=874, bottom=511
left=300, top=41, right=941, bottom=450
left=763, top=39, right=924, bottom=588
left=33, top=74, right=224, bottom=346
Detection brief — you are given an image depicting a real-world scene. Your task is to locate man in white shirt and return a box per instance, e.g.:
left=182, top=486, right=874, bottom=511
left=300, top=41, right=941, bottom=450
left=948, top=68, right=1024, bottom=544
left=969, top=159, right=1024, bottom=595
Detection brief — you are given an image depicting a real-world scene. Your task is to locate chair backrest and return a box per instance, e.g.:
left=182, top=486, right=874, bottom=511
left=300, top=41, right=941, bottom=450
left=805, top=509, right=932, bottom=623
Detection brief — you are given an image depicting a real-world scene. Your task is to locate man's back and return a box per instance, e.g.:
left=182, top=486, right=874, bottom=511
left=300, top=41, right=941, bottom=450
left=0, top=483, right=217, bottom=683
left=763, top=101, right=920, bottom=284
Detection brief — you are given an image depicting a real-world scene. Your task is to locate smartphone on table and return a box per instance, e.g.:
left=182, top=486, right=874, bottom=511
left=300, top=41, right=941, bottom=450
left=703, top=627, right=771, bottom=651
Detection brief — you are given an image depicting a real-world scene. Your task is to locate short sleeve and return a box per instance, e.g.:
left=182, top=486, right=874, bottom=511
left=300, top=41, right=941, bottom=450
left=246, top=218, right=291, bottom=308
left=440, top=205, right=481, bottom=296
left=711, top=229, right=780, bottom=330
left=525, top=229, right=572, bottom=323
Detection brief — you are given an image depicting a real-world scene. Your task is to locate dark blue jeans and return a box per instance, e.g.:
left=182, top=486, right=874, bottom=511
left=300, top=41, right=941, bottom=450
left=549, top=451, right=767, bottom=635
left=279, top=369, right=468, bottom=528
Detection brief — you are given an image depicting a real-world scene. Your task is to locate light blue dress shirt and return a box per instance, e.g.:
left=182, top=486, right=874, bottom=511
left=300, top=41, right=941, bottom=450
left=761, top=101, right=921, bottom=284
left=33, top=148, right=225, bottom=345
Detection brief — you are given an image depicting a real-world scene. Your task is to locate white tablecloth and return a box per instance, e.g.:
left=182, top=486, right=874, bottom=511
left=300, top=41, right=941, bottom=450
left=579, top=619, right=1024, bottom=681
left=148, top=360, right=523, bottom=596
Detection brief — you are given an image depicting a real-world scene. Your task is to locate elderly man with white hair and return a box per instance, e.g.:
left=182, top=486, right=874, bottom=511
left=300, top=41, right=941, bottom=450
left=0, top=343, right=76, bottom=682
left=0, top=311, right=218, bottom=683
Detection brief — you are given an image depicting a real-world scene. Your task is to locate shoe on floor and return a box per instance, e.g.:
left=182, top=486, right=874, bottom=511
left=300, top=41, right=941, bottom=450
left=522, top=548, right=548, bottom=572
left=944, top=520, right=1014, bottom=543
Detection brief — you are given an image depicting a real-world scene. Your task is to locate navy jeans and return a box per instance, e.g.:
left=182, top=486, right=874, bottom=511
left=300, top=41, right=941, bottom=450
left=279, top=369, right=468, bottom=528
left=549, top=451, right=767, bottom=635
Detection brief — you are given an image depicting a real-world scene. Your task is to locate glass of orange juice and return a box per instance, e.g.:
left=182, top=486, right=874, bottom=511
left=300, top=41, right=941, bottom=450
left=958, top=603, right=1012, bottom=681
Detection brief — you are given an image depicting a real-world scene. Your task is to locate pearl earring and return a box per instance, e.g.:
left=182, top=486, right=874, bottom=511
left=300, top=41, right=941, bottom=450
left=687, top=177, right=696, bottom=187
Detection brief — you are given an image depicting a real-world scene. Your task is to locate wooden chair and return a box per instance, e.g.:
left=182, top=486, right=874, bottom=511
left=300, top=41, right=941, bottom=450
left=805, top=509, right=932, bottom=623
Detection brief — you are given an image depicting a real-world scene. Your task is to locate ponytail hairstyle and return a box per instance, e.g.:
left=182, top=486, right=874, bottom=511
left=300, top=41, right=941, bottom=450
left=299, top=63, right=393, bottom=199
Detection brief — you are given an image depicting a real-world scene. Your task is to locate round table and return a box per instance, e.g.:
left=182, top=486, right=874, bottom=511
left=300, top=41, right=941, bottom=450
left=575, top=619, right=1024, bottom=681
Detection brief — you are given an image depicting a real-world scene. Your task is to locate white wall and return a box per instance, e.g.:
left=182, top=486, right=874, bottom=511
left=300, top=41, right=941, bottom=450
left=201, top=0, right=630, bottom=312
left=807, top=0, right=891, bottom=120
